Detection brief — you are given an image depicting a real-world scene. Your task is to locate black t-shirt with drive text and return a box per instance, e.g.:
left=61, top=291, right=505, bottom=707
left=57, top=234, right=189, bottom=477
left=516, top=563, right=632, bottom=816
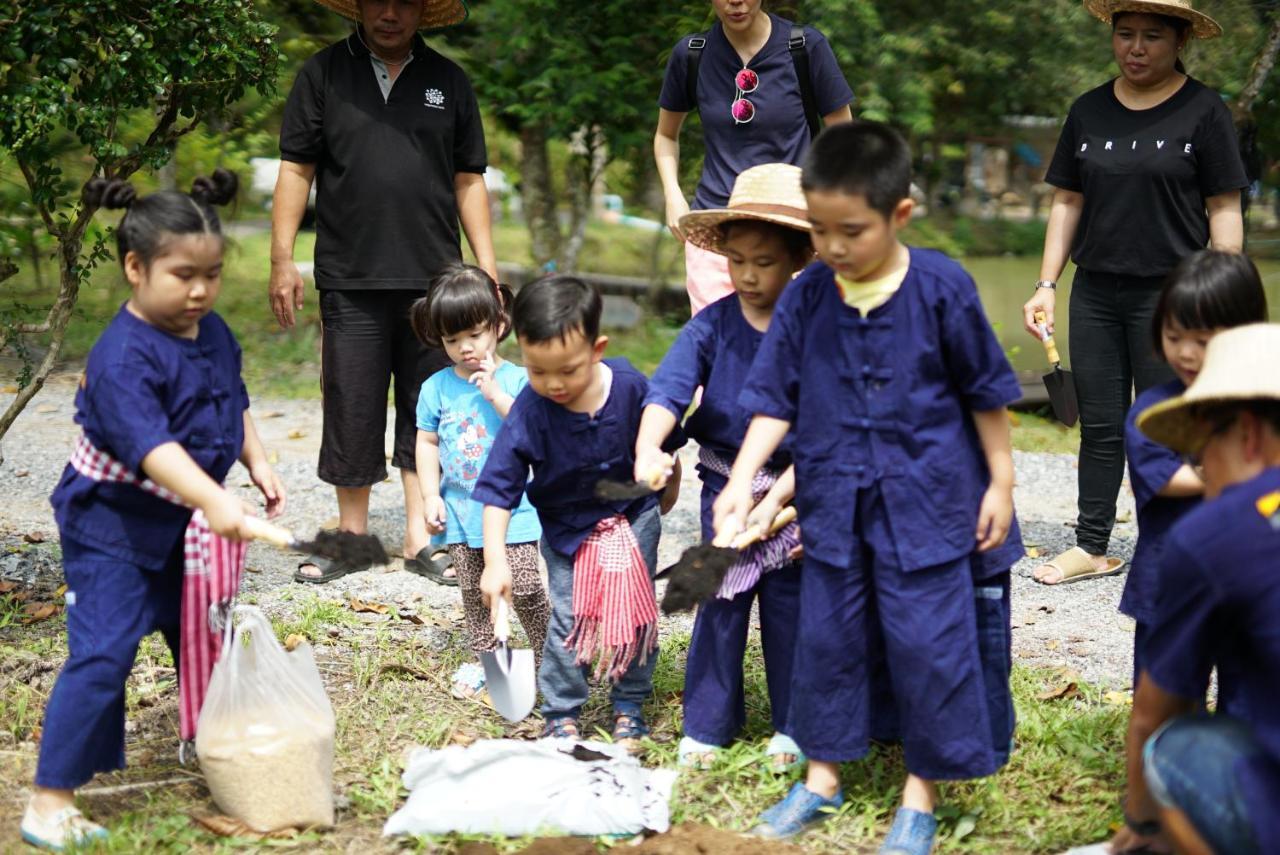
left=1045, top=77, right=1247, bottom=278
left=279, top=33, right=487, bottom=290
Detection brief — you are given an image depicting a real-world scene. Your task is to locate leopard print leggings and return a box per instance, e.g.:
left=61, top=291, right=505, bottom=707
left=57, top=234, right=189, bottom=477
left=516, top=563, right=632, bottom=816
left=449, top=542, right=549, bottom=666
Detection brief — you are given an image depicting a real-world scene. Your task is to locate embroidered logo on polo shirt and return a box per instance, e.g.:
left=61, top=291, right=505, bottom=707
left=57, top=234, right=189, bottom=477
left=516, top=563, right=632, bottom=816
left=424, top=88, right=446, bottom=109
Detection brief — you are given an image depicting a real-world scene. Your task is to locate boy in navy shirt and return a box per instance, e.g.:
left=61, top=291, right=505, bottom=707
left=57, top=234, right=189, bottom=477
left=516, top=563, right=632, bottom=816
left=714, top=122, right=1022, bottom=849
left=1112, top=324, right=1280, bottom=855
left=472, top=276, right=684, bottom=750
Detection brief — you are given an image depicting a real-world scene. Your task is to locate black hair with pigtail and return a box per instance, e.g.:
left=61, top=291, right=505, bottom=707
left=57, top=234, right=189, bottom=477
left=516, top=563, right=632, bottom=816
left=82, top=168, right=239, bottom=269
left=410, top=263, right=515, bottom=349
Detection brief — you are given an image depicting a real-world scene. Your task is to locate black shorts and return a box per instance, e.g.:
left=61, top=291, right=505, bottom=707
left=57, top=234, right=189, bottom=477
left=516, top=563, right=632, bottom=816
left=317, top=290, right=449, bottom=487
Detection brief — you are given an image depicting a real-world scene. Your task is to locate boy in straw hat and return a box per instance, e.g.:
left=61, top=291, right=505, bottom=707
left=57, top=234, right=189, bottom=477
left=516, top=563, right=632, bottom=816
left=633, top=163, right=819, bottom=771
left=1110, top=323, right=1280, bottom=855
left=713, top=122, right=1023, bottom=849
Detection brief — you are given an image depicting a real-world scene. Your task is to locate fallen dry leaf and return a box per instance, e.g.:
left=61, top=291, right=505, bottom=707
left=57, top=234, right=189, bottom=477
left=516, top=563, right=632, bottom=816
left=287, top=428, right=306, bottom=439
left=348, top=596, right=389, bottom=615
left=14, top=470, right=28, bottom=478
left=399, top=612, right=425, bottom=625
left=1045, top=639, right=1061, bottom=651
left=284, top=633, right=308, bottom=652
left=0, top=385, right=17, bottom=394
left=1103, top=690, right=1133, bottom=707
left=23, top=531, right=46, bottom=544
left=267, top=451, right=279, bottom=465
left=261, top=410, right=285, bottom=419
left=190, top=813, right=300, bottom=840
left=1025, top=546, right=1040, bottom=559
left=34, top=404, right=56, bottom=414
left=1037, top=681, right=1081, bottom=702
left=0, top=580, right=18, bottom=594
left=55, top=584, right=67, bottom=598
left=21, top=602, right=61, bottom=624
left=449, top=727, right=479, bottom=747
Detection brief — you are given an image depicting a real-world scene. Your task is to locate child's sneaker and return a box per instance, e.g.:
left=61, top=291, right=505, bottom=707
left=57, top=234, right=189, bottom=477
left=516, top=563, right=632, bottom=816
left=21, top=801, right=107, bottom=851
left=749, top=781, right=843, bottom=838
left=879, top=807, right=938, bottom=855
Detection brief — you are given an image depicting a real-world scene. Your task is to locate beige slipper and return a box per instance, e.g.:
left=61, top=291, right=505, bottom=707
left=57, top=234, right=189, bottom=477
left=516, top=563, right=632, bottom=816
left=1033, top=547, right=1125, bottom=585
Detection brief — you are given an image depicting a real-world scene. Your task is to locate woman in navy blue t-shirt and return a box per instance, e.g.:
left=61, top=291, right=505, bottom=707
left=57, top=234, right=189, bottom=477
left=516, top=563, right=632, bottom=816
left=1023, top=0, right=1247, bottom=586
left=653, top=0, right=852, bottom=314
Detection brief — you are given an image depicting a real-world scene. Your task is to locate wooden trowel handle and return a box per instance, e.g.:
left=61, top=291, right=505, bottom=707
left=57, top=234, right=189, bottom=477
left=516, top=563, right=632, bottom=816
left=1033, top=310, right=1061, bottom=365
left=729, top=505, right=798, bottom=550
left=244, top=516, right=297, bottom=549
left=493, top=597, right=512, bottom=644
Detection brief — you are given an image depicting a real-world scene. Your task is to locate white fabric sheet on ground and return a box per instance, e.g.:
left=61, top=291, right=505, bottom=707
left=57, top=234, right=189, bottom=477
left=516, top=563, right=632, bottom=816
left=383, top=738, right=678, bottom=837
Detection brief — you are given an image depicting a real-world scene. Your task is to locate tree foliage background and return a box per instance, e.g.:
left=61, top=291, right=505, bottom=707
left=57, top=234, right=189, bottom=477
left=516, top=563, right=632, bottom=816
left=2, top=0, right=1280, bottom=434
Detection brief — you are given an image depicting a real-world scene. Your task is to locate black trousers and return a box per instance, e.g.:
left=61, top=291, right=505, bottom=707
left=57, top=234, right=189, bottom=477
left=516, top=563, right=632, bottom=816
left=1068, top=267, right=1174, bottom=555
left=317, top=289, right=450, bottom=487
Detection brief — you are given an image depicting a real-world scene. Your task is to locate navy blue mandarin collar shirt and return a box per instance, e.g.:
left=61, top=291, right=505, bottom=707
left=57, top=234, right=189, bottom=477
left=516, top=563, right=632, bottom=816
left=738, top=250, right=1024, bottom=574
left=1145, top=466, right=1280, bottom=850
left=644, top=292, right=791, bottom=488
left=50, top=307, right=249, bottom=570
left=472, top=358, right=686, bottom=556
left=1121, top=379, right=1200, bottom=622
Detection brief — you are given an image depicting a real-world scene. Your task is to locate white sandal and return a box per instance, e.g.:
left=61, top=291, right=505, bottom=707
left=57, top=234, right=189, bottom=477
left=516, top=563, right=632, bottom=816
left=21, top=802, right=107, bottom=851
left=677, top=735, right=721, bottom=769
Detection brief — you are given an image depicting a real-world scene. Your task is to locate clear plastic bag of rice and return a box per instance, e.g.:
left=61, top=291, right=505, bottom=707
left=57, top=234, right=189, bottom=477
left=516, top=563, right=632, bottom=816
left=195, top=605, right=335, bottom=832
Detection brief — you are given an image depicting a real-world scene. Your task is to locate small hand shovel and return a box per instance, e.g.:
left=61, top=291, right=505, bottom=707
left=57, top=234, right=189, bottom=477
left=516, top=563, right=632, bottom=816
left=244, top=517, right=390, bottom=566
left=593, top=457, right=674, bottom=502
left=480, top=598, right=536, bottom=723
left=658, top=506, right=798, bottom=613
left=1034, top=310, right=1078, bottom=427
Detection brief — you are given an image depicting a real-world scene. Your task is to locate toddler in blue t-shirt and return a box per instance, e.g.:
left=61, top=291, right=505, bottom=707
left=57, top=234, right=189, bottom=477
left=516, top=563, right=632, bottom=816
left=410, top=265, right=548, bottom=700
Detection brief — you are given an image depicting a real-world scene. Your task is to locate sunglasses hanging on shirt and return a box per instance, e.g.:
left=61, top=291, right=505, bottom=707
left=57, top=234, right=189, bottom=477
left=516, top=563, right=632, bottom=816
left=731, top=68, right=759, bottom=124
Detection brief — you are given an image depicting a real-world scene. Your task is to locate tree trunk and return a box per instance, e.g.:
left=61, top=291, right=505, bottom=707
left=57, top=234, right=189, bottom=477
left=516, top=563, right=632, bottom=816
left=1232, top=13, right=1280, bottom=122
left=518, top=122, right=561, bottom=270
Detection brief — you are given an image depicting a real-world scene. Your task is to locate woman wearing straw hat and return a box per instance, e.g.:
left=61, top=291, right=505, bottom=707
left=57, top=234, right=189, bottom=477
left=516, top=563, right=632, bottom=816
left=1023, top=0, right=1248, bottom=586
left=654, top=0, right=853, bottom=315
left=1109, top=323, right=1280, bottom=855
left=270, top=0, right=495, bottom=586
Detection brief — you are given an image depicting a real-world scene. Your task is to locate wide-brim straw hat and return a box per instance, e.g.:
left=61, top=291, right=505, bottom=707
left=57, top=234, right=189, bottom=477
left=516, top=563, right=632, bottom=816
left=680, top=163, right=810, bottom=255
left=313, top=0, right=468, bottom=30
left=1083, top=0, right=1222, bottom=39
left=1138, top=324, right=1280, bottom=454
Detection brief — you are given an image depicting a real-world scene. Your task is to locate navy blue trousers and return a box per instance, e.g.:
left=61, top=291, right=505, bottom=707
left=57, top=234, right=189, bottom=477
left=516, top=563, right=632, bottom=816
left=36, top=538, right=182, bottom=789
left=788, top=486, right=1009, bottom=780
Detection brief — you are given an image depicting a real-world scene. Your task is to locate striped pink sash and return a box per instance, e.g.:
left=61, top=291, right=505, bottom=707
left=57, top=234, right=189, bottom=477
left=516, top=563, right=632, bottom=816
left=566, top=515, right=658, bottom=682
left=68, top=434, right=246, bottom=741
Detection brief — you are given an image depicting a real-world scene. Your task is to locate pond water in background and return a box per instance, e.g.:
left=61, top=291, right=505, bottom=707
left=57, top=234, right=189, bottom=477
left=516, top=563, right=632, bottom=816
left=966, top=256, right=1280, bottom=375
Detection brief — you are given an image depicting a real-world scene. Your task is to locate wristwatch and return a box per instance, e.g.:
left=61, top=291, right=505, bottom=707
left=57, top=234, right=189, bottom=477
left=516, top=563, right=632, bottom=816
left=1124, top=811, right=1161, bottom=836
left=1034, top=279, right=1057, bottom=291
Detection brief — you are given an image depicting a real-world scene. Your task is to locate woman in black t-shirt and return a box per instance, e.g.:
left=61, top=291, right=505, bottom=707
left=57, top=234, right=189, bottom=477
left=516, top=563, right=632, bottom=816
left=1023, top=0, right=1247, bottom=585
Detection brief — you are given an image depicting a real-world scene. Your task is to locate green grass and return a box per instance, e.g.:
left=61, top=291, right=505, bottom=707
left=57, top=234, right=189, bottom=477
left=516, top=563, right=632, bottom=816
left=0, top=585, right=1129, bottom=854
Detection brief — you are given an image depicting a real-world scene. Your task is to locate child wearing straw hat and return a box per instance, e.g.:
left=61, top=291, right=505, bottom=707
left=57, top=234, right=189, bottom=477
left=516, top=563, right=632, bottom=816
left=1110, top=323, right=1280, bottom=855
left=633, top=163, right=816, bottom=771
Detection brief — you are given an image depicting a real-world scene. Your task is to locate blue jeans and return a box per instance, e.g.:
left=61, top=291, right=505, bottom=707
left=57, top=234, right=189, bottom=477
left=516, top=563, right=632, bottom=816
left=1144, top=715, right=1263, bottom=855
left=539, top=506, right=661, bottom=719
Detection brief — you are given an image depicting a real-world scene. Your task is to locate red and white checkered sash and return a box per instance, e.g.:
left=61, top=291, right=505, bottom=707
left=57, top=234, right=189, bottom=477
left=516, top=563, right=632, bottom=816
left=698, top=448, right=802, bottom=599
left=566, top=514, right=658, bottom=682
left=68, top=434, right=246, bottom=741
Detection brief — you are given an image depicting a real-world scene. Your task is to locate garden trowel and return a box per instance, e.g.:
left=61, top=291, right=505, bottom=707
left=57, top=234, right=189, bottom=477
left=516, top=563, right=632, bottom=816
left=480, top=598, right=536, bottom=722
left=1034, top=310, right=1078, bottom=427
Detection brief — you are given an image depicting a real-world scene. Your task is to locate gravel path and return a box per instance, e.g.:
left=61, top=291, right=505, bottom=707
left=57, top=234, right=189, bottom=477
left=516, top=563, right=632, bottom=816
left=0, top=374, right=1137, bottom=689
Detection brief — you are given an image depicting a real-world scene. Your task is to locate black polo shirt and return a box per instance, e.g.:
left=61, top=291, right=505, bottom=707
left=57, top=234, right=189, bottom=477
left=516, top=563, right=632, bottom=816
left=280, top=32, right=487, bottom=290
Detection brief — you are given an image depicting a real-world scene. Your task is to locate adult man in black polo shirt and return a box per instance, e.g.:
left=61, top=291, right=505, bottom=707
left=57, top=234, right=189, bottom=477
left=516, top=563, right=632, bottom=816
left=270, top=0, right=496, bottom=583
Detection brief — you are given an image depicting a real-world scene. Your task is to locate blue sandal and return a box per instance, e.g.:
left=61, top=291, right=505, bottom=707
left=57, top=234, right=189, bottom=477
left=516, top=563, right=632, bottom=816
left=878, top=807, right=938, bottom=855
left=541, top=716, right=580, bottom=739
left=750, top=781, right=843, bottom=839
left=612, top=713, right=648, bottom=754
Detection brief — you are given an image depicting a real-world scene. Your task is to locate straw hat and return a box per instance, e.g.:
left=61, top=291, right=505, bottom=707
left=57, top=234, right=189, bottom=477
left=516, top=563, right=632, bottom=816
left=313, top=0, right=468, bottom=31
left=680, top=163, right=810, bottom=255
left=1138, top=324, right=1280, bottom=454
left=1083, top=0, right=1222, bottom=39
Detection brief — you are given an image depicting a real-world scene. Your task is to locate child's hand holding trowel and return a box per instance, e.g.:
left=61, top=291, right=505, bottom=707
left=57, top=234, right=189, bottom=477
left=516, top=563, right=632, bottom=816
left=479, top=557, right=513, bottom=623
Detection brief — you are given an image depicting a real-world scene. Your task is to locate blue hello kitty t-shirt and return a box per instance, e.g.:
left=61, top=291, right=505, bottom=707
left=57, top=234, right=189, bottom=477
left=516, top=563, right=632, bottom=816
left=416, top=361, right=540, bottom=548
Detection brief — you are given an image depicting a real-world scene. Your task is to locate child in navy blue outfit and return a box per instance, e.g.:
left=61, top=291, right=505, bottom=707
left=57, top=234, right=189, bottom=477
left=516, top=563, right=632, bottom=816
left=472, top=276, right=684, bottom=750
left=1115, top=323, right=1280, bottom=855
left=714, top=122, right=1022, bottom=850
left=635, top=163, right=812, bottom=771
left=1123, top=250, right=1267, bottom=687
left=23, top=173, right=284, bottom=851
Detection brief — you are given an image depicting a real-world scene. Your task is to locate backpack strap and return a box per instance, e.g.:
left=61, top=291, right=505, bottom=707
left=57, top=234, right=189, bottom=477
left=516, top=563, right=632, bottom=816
left=685, top=32, right=707, bottom=111
left=788, top=24, right=822, bottom=139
